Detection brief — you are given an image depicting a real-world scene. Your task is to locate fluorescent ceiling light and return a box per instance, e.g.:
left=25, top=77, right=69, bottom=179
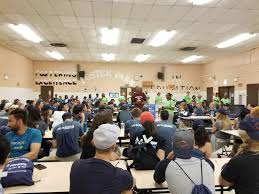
left=216, top=33, right=257, bottom=48
left=46, top=51, right=64, bottom=60
left=149, top=30, right=176, bottom=47
left=181, top=55, right=203, bottom=63
left=190, top=0, right=214, bottom=5
left=8, top=24, right=42, bottom=43
left=134, top=54, right=150, bottom=62
left=102, top=53, right=115, bottom=61
left=100, top=27, right=120, bottom=46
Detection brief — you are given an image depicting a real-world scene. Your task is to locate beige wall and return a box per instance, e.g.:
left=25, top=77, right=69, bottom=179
left=202, top=48, right=259, bottom=104
left=0, top=46, right=33, bottom=88
left=33, top=61, right=204, bottom=101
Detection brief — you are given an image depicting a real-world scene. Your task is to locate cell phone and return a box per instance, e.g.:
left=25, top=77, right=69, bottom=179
left=34, top=164, right=47, bottom=170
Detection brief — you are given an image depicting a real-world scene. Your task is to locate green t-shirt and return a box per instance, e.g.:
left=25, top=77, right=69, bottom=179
left=213, top=96, right=220, bottom=104
left=164, top=99, right=175, bottom=114
left=118, top=96, right=125, bottom=102
left=101, top=97, right=108, bottom=104
left=155, top=96, right=163, bottom=105
left=221, top=98, right=231, bottom=105
left=196, top=98, right=204, bottom=103
left=183, top=95, right=192, bottom=104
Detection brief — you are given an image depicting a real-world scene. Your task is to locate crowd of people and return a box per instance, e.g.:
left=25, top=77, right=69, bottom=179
left=0, top=88, right=259, bottom=194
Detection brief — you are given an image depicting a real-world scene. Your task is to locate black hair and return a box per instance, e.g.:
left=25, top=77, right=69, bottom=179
left=62, top=113, right=72, bottom=121
left=160, top=110, right=169, bottom=120
left=142, top=120, right=156, bottom=137
left=58, top=103, right=67, bottom=111
left=194, top=126, right=210, bottom=148
left=0, top=134, right=10, bottom=165
left=27, top=107, right=41, bottom=128
left=9, top=108, right=27, bottom=124
left=73, top=104, right=84, bottom=115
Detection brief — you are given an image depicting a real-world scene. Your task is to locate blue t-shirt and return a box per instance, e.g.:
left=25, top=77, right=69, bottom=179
left=70, top=158, right=133, bottom=194
left=125, top=119, right=144, bottom=137
left=53, top=120, right=84, bottom=157
left=5, top=128, right=42, bottom=158
left=156, top=121, right=176, bottom=154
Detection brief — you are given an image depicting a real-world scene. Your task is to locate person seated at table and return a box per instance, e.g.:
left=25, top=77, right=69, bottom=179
left=117, top=104, right=132, bottom=127
left=156, top=110, right=176, bottom=155
left=0, top=103, right=19, bottom=127
left=51, top=103, right=69, bottom=129
left=183, top=91, right=192, bottom=105
left=6, top=108, right=42, bottom=160
left=190, top=99, right=196, bottom=112
left=70, top=123, right=134, bottom=194
left=202, top=100, right=209, bottom=115
left=52, top=112, right=84, bottom=161
left=178, top=101, right=191, bottom=117
left=73, top=104, right=84, bottom=123
left=80, top=110, right=120, bottom=160
left=27, top=106, right=48, bottom=136
left=0, top=134, right=10, bottom=193
left=193, top=102, right=204, bottom=116
left=247, top=104, right=256, bottom=112
left=129, top=112, right=166, bottom=161
left=196, top=94, right=204, bottom=103
left=219, top=115, right=259, bottom=194
left=210, top=108, right=232, bottom=151
left=206, top=102, right=216, bottom=116
left=192, top=126, right=212, bottom=159
left=223, top=103, right=231, bottom=115
left=125, top=108, right=144, bottom=137
left=221, top=93, right=231, bottom=105
left=154, top=129, right=215, bottom=194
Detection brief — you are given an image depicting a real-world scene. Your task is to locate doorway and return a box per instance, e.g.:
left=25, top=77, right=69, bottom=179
left=247, top=84, right=259, bottom=106
left=218, top=86, right=234, bottom=104
left=41, top=86, right=54, bottom=102
left=206, top=87, right=213, bottom=103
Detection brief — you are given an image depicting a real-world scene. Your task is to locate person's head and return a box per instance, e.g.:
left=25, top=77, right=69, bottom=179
left=131, top=108, right=141, bottom=119
left=191, top=100, right=196, bottom=106
left=140, top=111, right=154, bottom=125
left=27, top=107, right=41, bottom=128
left=121, top=104, right=128, bottom=111
left=172, top=129, right=194, bottom=159
left=0, top=134, right=10, bottom=166
left=218, top=101, right=223, bottom=108
left=141, top=105, right=149, bottom=112
left=36, top=100, right=44, bottom=110
left=160, top=110, right=169, bottom=121
left=209, top=102, right=215, bottom=109
left=93, top=124, right=120, bottom=155
left=197, top=94, right=202, bottom=99
left=192, top=95, right=196, bottom=100
left=194, top=126, right=210, bottom=148
left=73, top=104, right=84, bottom=115
left=8, top=108, right=27, bottom=132
left=247, top=104, right=256, bottom=110
left=96, top=93, right=99, bottom=97
left=216, top=108, right=227, bottom=119
left=196, top=102, right=203, bottom=109
left=14, top=99, right=20, bottom=105
left=62, top=112, right=73, bottom=121
left=58, top=103, right=69, bottom=112
left=135, top=86, right=142, bottom=92
left=65, top=95, right=68, bottom=99
left=102, top=93, right=105, bottom=97
left=224, top=93, right=228, bottom=98
left=186, top=91, right=190, bottom=96
left=180, top=102, right=188, bottom=111
left=250, top=106, right=259, bottom=118
left=89, top=94, right=92, bottom=98
left=202, top=100, right=207, bottom=107
left=142, top=120, right=156, bottom=137
left=166, top=93, right=172, bottom=100
left=215, top=92, right=218, bottom=97
left=157, top=92, right=161, bottom=96
left=55, top=94, right=58, bottom=98
left=4, top=103, right=19, bottom=113
left=223, top=103, right=230, bottom=110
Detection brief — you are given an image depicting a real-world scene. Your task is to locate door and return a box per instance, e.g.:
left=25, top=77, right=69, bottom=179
left=206, top=87, right=213, bottom=103
left=219, top=86, right=234, bottom=104
left=41, top=86, right=54, bottom=102
left=247, top=84, right=259, bottom=105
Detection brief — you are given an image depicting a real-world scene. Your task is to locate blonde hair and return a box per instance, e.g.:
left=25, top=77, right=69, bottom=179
left=236, top=130, right=259, bottom=156
left=216, top=113, right=232, bottom=131
left=251, top=106, right=259, bottom=118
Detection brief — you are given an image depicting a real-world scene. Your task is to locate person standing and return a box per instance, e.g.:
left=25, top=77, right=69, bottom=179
left=213, top=92, right=220, bottom=105
left=131, top=86, right=146, bottom=109
left=101, top=93, right=108, bottom=105
left=221, top=93, right=231, bottom=105
left=163, top=93, right=175, bottom=123
left=183, top=91, right=192, bottom=105
left=155, top=92, right=163, bottom=116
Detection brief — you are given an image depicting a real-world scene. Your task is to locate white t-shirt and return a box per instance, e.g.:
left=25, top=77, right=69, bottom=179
left=51, top=111, right=66, bottom=129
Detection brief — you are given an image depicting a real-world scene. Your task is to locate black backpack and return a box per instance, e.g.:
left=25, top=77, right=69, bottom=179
left=129, top=142, right=160, bottom=170
left=174, top=159, right=212, bottom=194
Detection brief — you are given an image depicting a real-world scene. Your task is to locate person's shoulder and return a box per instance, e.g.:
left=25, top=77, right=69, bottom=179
left=5, top=131, right=14, bottom=138
left=27, top=127, right=42, bottom=136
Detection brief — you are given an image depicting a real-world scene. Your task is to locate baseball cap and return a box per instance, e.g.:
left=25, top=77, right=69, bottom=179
left=172, top=129, right=194, bottom=159
left=239, top=116, right=259, bottom=140
left=93, top=124, right=120, bottom=150
left=217, top=108, right=227, bottom=115
left=140, top=111, right=154, bottom=124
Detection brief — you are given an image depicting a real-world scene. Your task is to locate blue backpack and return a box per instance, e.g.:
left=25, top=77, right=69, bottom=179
left=174, top=159, right=212, bottom=194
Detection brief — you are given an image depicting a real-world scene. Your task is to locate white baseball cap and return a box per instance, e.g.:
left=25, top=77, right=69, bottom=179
left=93, top=124, right=120, bottom=150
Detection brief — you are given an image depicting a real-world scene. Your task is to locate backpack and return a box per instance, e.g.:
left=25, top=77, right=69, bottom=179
left=128, top=135, right=160, bottom=170
left=174, top=159, right=212, bottom=194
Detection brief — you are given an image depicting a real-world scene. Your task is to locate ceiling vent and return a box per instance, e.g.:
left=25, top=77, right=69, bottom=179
left=179, top=46, right=197, bottom=51
left=131, top=38, right=145, bottom=44
left=50, top=42, right=67, bottom=47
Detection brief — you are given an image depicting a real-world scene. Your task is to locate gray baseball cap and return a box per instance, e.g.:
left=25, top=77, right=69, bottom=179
left=93, top=124, right=120, bottom=150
